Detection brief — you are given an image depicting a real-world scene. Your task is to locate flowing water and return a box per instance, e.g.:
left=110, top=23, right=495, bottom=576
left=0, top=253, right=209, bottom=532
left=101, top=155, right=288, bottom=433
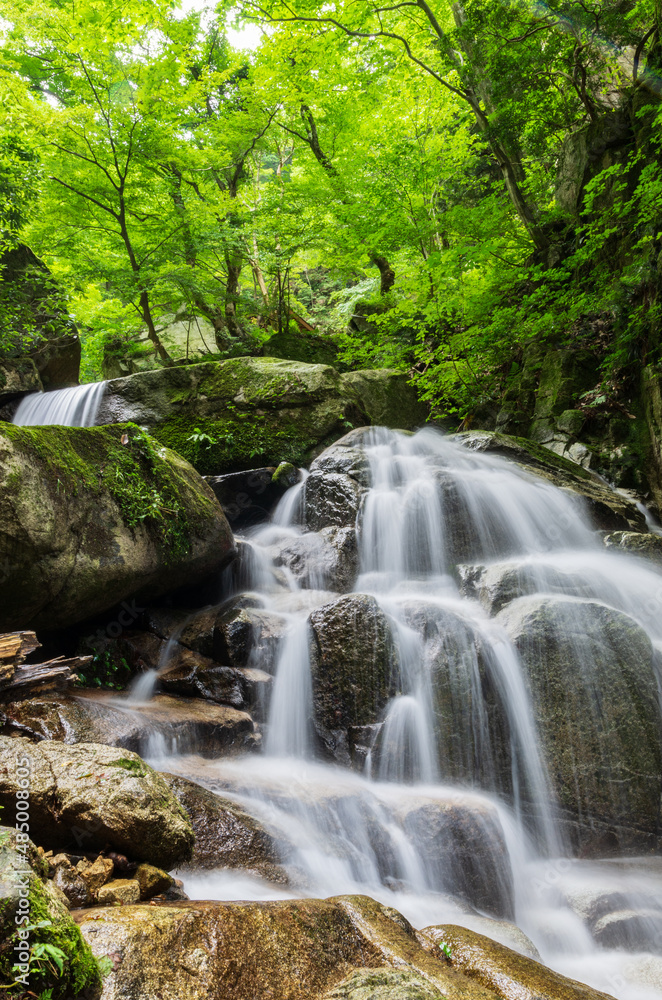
left=136, top=426, right=662, bottom=999
left=12, top=380, right=106, bottom=426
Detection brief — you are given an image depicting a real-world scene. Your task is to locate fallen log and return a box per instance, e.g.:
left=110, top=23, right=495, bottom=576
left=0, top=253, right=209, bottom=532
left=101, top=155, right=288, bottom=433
left=0, top=654, right=91, bottom=700
left=0, top=632, right=41, bottom=681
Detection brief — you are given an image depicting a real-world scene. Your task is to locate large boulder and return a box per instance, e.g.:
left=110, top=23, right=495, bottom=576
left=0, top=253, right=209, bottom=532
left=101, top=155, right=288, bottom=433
left=95, top=357, right=426, bottom=476
left=0, top=692, right=257, bottom=757
left=0, top=737, right=194, bottom=868
left=97, top=357, right=369, bottom=475
left=75, top=894, right=498, bottom=1000
left=341, top=370, right=429, bottom=429
left=0, top=357, right=42, bottom=408
left=497, top=596, right=662, bottom=846
left=0, top=827, right=101, bottom=998
left=309, top=595, right=396, bottom=733
left=0, top=422, right=234, bottom=631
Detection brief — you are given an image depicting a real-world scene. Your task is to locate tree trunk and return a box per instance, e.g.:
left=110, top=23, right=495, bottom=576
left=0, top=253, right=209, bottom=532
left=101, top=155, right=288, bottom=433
left=372, top=255, right=396, bottom=295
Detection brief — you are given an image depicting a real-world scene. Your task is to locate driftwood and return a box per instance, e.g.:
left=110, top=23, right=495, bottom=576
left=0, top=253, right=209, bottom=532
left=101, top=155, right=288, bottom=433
left=0, top=632, right=91, bottom=700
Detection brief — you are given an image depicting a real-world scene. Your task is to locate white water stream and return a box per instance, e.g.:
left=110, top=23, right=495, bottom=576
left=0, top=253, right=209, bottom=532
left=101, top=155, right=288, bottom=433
left=12, top=381, right=106, bottom=426
left=142, top=427, right=662, bottom=999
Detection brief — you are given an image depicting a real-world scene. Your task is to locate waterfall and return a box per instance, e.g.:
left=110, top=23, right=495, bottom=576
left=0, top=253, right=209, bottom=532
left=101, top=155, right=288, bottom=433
left=129, top=424, right=662, bottom=1000
left=12, top=381, right=106, bottom=427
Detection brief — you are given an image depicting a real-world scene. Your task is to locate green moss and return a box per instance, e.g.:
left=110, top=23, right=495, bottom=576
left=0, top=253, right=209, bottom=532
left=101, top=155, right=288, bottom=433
left=153, top=404, right=350, bottom=475
left=2, top=421, right=213, bottom=562
left=106, top=757, right=147, bottom=775
left=0, top=874, right=101, bottom=999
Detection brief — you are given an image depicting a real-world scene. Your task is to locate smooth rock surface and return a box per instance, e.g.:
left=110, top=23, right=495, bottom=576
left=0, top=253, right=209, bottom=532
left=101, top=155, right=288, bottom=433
left=0, top=737, right=194, bottom=868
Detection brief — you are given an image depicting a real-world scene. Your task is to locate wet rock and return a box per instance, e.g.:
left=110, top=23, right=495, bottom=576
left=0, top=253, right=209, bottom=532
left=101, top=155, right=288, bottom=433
left=0, top=825, right=101, bottom=997
left=274, top=526, right=358, bottom=592
left=0, top=422, right=234, bottom=632
left=161, top=773, right=290, bottom=881
left=158, top=644, right=246, bottom=708
left=212, top=600, right=287, bottom=671
left=497, top=596, right=662, bottom=842
left=53, top=863, right=94, bottom=908
left=76, top=894, right=497, bottom=1000
left=309, top=439, right=372, bottom=486
left=602, top=529, right=662, bottom=564
left=309, top=594, right=396, bottom=732
left=134, top=863, right=174, bottom=899
left=324, top=968, right=445, bottom=999
left=1, top=691, right=257, bottom=758
left=457, top=560, right=596, bottom=617
left=395, top=797, right=515, bottom=920
left=452, top=430, right=646, bottom=532
left=97, top=879, right=141, bottom=905
left=424, top=924, right=613, bottom=999
left=303, top=470, right=365, bottom=531
left=0, top=736, right=194, bottom=868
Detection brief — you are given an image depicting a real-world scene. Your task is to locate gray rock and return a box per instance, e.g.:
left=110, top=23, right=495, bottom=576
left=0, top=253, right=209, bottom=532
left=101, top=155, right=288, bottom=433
left=0, top=737, right=194, bottom=869
left=497, top=596, right=662, bottom=841
left=303, top=470, right=365, bottom=531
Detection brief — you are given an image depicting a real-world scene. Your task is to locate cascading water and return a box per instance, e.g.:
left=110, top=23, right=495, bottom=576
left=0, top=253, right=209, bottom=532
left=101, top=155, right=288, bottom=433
left=145, top=426, right=662, bottom=1000
left=12, top=380, right=106, bottom=427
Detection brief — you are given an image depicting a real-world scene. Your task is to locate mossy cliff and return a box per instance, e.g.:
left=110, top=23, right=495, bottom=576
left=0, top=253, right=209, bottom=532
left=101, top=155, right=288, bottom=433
left=98, top=357, right=428, bottom=475
left=0, top=422, right=233, bottom=631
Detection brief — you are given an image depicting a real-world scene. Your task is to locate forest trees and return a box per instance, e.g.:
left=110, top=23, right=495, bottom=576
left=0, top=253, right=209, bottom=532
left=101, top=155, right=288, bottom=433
left=1, top=0, right=661, bottom=419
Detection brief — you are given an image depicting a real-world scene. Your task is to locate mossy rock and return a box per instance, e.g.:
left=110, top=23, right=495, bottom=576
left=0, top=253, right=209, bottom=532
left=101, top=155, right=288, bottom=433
left=263, top=329, right=345, bottom=369
left=324, top=968, right=445, bottom=999
left=98, top=357, right=427, bottom=476
left=0, top=421, right=233, bottom=630
left=0, top=826, right=101, bottom=998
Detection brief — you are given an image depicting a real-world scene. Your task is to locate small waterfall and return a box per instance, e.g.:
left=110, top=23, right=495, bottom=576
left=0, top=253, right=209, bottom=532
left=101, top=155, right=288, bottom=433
left=12, top=381, right=106, bottom=427
left=144, top=425, right=662, bottom=1000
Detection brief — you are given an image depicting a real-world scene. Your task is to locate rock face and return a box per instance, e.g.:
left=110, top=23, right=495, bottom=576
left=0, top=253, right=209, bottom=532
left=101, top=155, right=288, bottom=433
left=497, top=597, right=662, bottom=843
left=341, top=369, right=429, bottom=430
left=422, top=924, right=614, bottom=1000
left=96, top=357, right=426, bottom=476
left=0, top=691, right=257, bottom=757
left=0, top=826, right=101, bottom=998
left=0, top=357, right=42, bottom=407
left=0, top=737, right=194, bottom=868
left=205, top=464, right=300, bottom=529
left=162, top=773, right=289, bottom=880
left=309, top=595, right=396, bottom=733
left=0, top=422, right=234, bottom=631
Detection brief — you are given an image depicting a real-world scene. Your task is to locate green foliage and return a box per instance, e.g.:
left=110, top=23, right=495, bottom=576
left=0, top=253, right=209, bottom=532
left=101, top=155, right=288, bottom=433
left=0, top=0, right=660, bottom=418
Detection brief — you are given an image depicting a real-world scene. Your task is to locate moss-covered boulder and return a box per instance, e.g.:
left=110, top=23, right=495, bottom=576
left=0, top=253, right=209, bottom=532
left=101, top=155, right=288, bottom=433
left=0, top=826, right=101, bottom=998
left=0, top=737, right=194, bottom=869
left=452, top=430, right=646, bottom=531
left=497, top=596, right=662, bottom=845
left=602, top=529, right=662, bottom=564
left=96, top=357, right=426, bottom=476
left=342, top=370, right=429, bottom=429
left=0, top=422, right=233, bottom=631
